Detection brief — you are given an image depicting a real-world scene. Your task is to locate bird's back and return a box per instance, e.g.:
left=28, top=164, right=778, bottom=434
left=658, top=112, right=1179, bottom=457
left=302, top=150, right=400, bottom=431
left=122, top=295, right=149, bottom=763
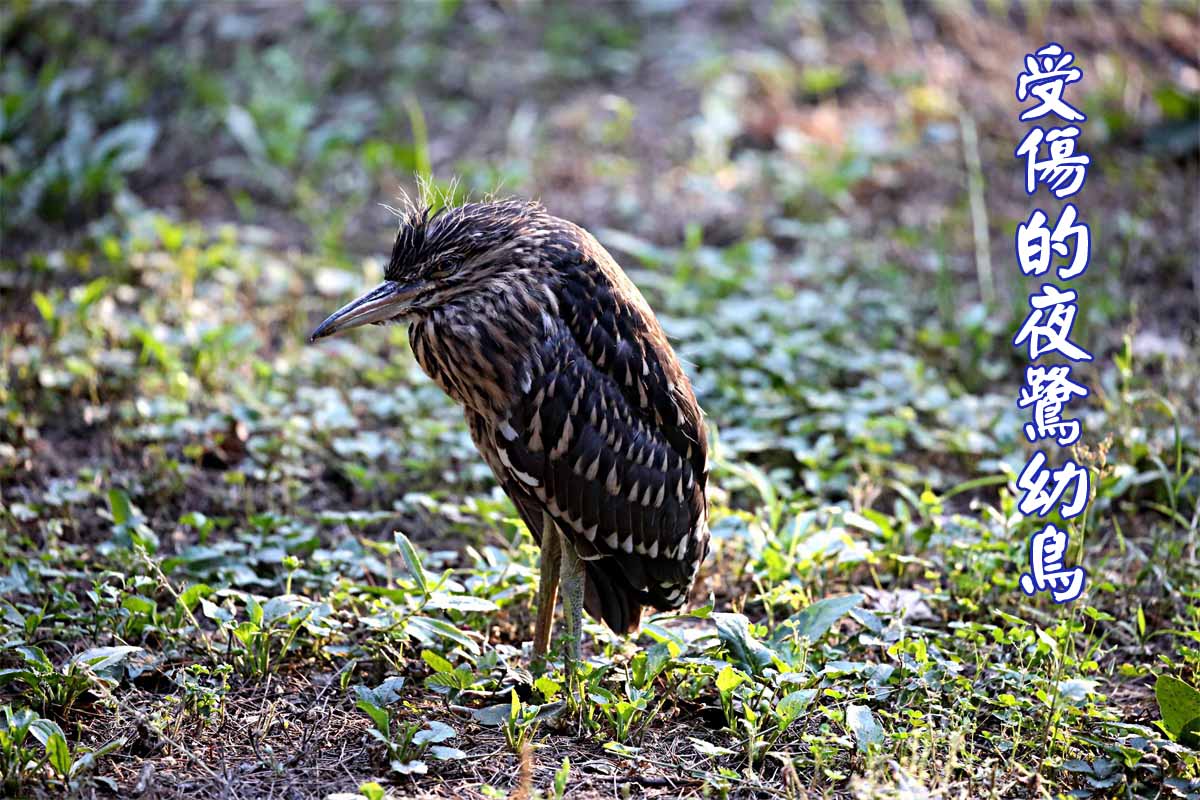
left=410, top=216, right=709, bottom=633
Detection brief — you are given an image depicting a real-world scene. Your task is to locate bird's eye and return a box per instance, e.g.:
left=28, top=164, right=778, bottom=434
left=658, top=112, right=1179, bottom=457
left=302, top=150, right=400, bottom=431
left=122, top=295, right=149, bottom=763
left=427, top=260, right=459, bottom=279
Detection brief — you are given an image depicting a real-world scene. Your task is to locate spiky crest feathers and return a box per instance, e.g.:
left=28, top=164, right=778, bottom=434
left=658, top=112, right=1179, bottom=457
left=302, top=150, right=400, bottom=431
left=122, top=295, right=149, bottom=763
left=383, top=188, right=548, bottom=282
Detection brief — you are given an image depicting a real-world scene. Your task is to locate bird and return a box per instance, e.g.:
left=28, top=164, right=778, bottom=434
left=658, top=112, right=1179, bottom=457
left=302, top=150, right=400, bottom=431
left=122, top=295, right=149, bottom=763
left=309, top=197, right=710, bottom=688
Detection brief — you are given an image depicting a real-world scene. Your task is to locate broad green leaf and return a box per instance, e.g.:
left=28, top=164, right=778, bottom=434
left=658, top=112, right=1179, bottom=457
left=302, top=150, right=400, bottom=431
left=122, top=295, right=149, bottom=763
left=713, top=612, right=774, bottom=672
left=534, top=675, right=561, bottom=702
left=70, top=645, right=142, bottom=674
left=776, top=594, right=863, bottom=643
left=421, top=649, right=454, bottom=674
left=469, top=702, right=512, bottom=727
left=68, top=736, right=124, bottom=777
left=17, top=645, right=53, bottom=671
left=179, top=583, right=213, bottom=611
left=776, top=689, right=818, bottom=728
left=122, top=595, right=156, bottom=615
left=246, top=594, right=263, bottom=626
left=354, top=676, right=406, bottom=707
left=412, top=720, right=455, bottom=745
left=430, top=745, right=466, bottom=760
left=425, top=592, right=498, bottom=612
left=232, top=621, right=258, bottom=645
left=0, top=669, right=36, bottom=686
left=405, top=616, right=478, bottom=654
left=715, top=665, right=746, bottom=695
left=355, top=699, right=390, bottom=737
left=200, top=598, right=234, bottom=624
left=45, top=732, right=72, bottom=776
left=93, top=119, right=159, bottom=171
left=390, top=758, right=427, bottom=775
left=846, top=704, right=884, bottom=752
left=602, top=741, right=641, bottom=758
left=226, top=105, right=265, bottom=161
left=1156, top=674, right=1200, bottom=745
left=262, top=595, right=302, bottom=625
left=28, top=718, right=66, bottom=747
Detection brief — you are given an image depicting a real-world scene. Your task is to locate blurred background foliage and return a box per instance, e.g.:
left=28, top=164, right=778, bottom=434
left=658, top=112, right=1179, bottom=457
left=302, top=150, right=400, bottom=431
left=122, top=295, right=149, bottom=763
left=0, top=1, right=1198, bottom=798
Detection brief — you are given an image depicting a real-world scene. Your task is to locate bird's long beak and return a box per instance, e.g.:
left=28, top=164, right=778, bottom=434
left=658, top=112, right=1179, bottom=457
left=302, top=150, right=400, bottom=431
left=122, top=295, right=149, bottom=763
left=308, top=280, right=421, bottom=342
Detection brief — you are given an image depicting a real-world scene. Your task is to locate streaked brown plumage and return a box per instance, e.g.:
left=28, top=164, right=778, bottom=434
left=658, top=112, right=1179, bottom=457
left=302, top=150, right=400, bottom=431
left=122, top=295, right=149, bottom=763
left=310, top=198, right=709, bottom=646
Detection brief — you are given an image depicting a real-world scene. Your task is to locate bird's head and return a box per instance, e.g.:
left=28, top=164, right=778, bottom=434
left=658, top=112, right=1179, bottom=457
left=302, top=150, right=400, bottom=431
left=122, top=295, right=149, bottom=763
left=308, top=198, right=550, bottom=342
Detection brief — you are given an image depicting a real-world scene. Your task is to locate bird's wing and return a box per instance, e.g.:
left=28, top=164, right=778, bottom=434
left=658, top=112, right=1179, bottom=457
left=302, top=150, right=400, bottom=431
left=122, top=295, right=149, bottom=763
left=489, top=314, right=707, bottom=628
left=465, top=411, right=549, bottom=546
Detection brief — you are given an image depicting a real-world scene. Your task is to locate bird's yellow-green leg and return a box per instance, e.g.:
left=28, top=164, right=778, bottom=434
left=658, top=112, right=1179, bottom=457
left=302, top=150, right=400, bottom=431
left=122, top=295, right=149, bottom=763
left=532, top=513, right=560, bottom=665
left=558, top=526, right=585, bottom=708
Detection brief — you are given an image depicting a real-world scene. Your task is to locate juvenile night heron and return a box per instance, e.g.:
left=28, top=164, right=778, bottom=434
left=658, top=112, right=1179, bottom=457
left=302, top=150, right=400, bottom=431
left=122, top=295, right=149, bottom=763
left=310, top=199, right=709, bottom=681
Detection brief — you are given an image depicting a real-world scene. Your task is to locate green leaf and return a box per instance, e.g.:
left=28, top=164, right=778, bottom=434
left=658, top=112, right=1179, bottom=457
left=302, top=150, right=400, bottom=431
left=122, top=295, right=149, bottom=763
left=93, top=119, right=159, bottom=172
left=412, top=720, right=455, bottom=745
left=469, top=702, right=512, bottom=727
left=846, top=704, right=884, bottom=752
left=28, top=718, right=66, bottom=748
left=713, top=612, right=774, bottom=672
left=554, top=756, right=571, bottom=799
left=33, top=291, right=55, bottom=324
left=355, top=699, right=390, bottom=737
left=0, top=669, right=37, bottom=687
left=359, top=783, right=385, bottom=800
left=354, top=676, right=406, bottom=707
left=69, top=736, right=124, bottom=778
left=70, top=645, right=142, bottom=674
left=405, top=616, right=478, bottom=654
left=179, top=583, right=213, bottom=611
left=534, top=675, right=561, bottom=702
left=425, top=592, right=498, bottom=612
left=690, top=737, right=737, bottom=757
left=776, top=594, right=863, bottom=643
left=776, top=689, right=817, bottom=728
left=421, top=649, right=454, bottom=674
left=394, top=531, right=428, bottom=595
left=715, top=665, right=746, bottom=696
left=121, top=595, right=156, bottom=616
left=226, top=105, right=265, bottom=161
left=1156, top=674, right=1200, bottom=745
left=74, top=277, right=109, bottom=314
left=430, top=745, right=466, bottom=760
left=107, top=489, right=133, bottom=526
left=262, top=595, right=302, bottom=625
left=246, top=594, right=263, bottom=626
left=45, top=732, right=72, bottom=776
left=390, top=758, right=427, bottom=775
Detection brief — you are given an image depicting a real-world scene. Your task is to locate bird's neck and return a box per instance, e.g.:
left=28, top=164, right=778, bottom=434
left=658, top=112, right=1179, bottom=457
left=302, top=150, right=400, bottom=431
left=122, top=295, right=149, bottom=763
left=408, top=274, right=553, bottom=418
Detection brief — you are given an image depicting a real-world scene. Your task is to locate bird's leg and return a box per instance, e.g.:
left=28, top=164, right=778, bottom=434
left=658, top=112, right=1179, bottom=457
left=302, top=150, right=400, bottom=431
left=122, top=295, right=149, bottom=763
left=532, top=512, right=560, bottom=664
left=557, top=526, right=585, bottom=707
